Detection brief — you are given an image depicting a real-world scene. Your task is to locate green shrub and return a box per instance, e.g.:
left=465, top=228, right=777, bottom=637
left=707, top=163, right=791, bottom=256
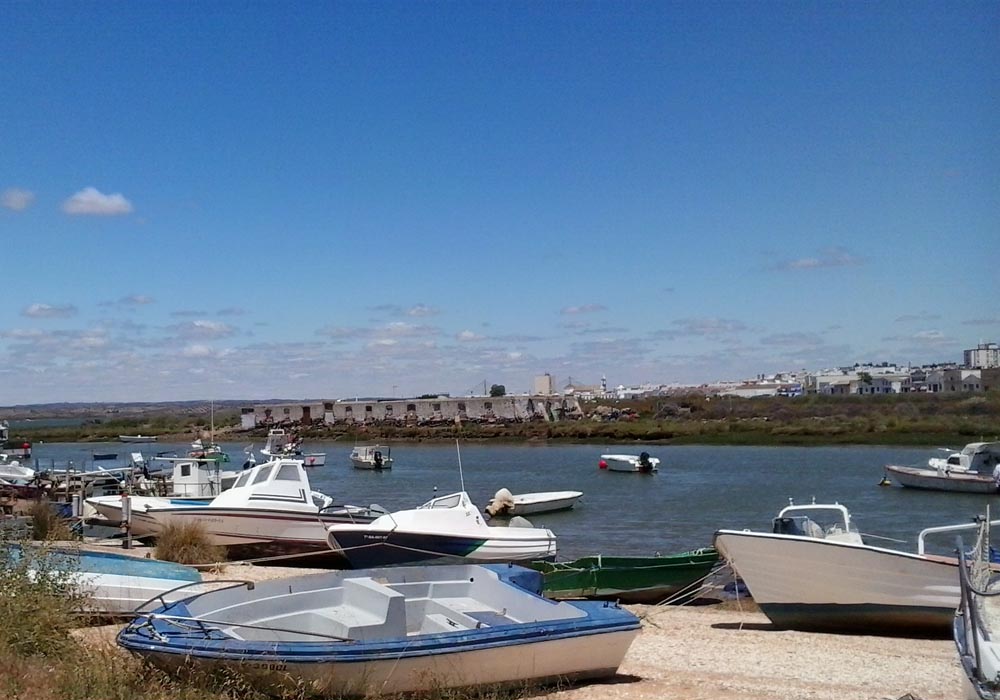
left=0, top=534, right=90, bottom=657
left=29, top=499, right=76, bottom=542
left=154, top=522, right=225, bottom=566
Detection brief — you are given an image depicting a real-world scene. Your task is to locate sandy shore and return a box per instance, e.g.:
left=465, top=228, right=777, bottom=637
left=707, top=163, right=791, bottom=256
left=77, top=562, right=962, bottom=700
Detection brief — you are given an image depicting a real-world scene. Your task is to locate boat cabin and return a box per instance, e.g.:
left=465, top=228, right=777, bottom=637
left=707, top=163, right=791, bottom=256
left=211, top=458, right=330, bottom=512
left=928, top=442, right=1000, bottom=475
left=771, top=500, right=863, bottom=544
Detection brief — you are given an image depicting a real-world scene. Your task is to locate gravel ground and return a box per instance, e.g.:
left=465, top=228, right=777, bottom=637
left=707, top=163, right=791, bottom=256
left=77, top=563, right=963, bottom=700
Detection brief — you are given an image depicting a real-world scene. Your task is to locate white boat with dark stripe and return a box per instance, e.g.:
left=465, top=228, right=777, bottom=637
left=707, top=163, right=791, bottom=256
left=129, top=458, right=384, bottom=567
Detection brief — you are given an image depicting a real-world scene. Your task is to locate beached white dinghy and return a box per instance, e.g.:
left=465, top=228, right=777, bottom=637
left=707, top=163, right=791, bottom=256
left=117, top=563, right=640, bottom=696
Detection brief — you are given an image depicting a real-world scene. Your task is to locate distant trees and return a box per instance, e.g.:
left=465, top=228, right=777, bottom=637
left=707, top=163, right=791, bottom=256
left=489, top=384, right=506, bottom=397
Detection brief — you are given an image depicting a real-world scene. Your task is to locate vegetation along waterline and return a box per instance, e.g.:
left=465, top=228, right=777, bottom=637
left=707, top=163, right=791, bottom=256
left=6, top=393, right=999, bottom=447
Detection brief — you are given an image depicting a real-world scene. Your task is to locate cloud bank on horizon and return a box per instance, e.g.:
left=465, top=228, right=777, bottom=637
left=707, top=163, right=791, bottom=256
left=0, top=3, right=995, bottom=404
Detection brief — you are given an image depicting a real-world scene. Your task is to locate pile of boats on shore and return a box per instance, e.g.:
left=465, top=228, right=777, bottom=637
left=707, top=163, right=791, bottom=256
left=8, top=437, right=1000, bottom=697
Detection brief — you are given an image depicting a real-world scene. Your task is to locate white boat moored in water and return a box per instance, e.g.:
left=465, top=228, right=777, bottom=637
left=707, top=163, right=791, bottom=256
left=350, top=444, right=393, bottom=469
left=885, top=442, right=1000, bottom=494
left=485, top=488, right=583, bottom=516
left=599, top=452, right=659, bottom=473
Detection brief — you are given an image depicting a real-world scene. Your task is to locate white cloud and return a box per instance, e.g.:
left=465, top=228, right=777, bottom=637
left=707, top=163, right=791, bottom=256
left=169, top=320, right=237, bottom=340
left=775, top=247, right=862, bottom=271
left=22, top=303, right=78, bottom=318
left=1, top=188, right=34, bottom=211
left=456, top=330, right=486, bottom=342
left=656, top=317, right=747, bottom=339
left=62, top=187, right=134, bottom=216
left=407, top=304, right=439, bottom=317
left=560, top=304, right=607, bottom=315
left=181, top=344, right=214, bottom=358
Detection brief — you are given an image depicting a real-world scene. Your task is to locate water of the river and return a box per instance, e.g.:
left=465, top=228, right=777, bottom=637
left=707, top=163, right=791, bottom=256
left=25, top=441, right=996, bottom=561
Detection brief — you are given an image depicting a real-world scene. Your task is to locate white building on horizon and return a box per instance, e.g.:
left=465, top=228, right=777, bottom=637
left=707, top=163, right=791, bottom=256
left=965, top=342, right=1000, bottom=369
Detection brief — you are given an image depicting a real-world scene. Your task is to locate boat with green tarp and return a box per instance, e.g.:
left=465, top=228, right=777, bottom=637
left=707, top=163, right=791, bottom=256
left=527, top=548, right=721, bottom=604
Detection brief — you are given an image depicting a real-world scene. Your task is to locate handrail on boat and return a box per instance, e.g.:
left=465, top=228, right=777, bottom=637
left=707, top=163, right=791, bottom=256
left=134, top=611, right=356, bottom=642
left=917, top=518, right=1000, bottom=555
left=132, top=579, right=257, bottom=614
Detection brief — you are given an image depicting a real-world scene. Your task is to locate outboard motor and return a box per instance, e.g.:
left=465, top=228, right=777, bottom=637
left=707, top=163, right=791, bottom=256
left=373, top=450, right=383, bottom=467
left=486, top=488, right=515, bottom=517
left=638, top=451, right=652, bottom=471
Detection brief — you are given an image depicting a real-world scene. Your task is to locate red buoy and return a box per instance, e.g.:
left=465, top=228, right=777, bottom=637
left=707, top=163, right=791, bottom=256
left=598, top=459, right=608, bottom=469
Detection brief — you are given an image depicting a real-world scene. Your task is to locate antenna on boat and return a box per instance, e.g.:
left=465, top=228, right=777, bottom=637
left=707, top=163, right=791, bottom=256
left=456, top=439, right=466, bottom=493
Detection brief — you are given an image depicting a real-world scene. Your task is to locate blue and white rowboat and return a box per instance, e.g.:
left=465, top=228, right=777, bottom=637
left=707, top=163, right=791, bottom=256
left=117, top=563, right=639, bottom=696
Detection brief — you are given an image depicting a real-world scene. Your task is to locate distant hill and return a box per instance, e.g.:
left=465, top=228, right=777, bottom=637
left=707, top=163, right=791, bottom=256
left=0, top=399, right=322, bottom=420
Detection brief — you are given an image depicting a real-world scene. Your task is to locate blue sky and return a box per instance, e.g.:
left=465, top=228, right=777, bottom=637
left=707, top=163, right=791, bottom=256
left=2, top=2, right=997, bottom=403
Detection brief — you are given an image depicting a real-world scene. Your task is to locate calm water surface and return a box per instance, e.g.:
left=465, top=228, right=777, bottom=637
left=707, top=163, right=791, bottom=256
left=28, top=441, right=996, bottom=561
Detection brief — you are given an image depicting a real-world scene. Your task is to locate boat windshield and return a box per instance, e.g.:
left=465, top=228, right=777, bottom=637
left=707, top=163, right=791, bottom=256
left=419, top=493, right=464, bottom=509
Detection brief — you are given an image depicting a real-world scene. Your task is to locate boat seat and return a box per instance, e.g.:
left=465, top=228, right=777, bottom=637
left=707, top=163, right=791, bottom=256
left=313, top=577, right=407, bottom=641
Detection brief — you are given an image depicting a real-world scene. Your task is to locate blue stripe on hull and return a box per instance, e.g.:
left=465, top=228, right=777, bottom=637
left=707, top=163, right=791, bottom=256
left=331, top=532, right=487, bottom=568
left=759, top=602, right=954, bottom=638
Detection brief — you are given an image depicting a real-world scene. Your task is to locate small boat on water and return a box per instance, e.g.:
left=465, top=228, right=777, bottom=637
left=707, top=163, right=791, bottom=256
left=127, top=457, right=383, bottom=566
left=714, top=499, right=1000, bottom=636
left=119, top=434, right=159, bottom=443
left=116, top=563, right=640, bottom=696
left=885, top=441, right=1000, bottom=494
left=350, top=444, right=392, bottom=470
left=260, top=428, right=326, bottom=467
left=599, top=452, right=659, bottom=473
left=528, top=548, right=721, bottom=604
left=4, top=545, right=203, bottom=616
left=327, top=491, right=557, bottom=568
left=485, top=488, right=583, bottom=517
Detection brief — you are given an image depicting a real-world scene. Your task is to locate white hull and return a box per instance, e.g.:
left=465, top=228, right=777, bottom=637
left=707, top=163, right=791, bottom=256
left=491, top=491, right=583, bottom=516
left=299, top=453, right=325, bottom=467
left=76, top=571, right=200, bottom=615
left=351, top=458, right=393, bottom=470
left=131, top=507, right=338, bottom=545
left=714, top=529, right=958, bottom=634
left=600, top=454, right=659, bottom=473
left=886, top=465, right=997, bottom=494
left=87, top=495, right=198, bottom=527
left=139, top=627, right=636, bottom=695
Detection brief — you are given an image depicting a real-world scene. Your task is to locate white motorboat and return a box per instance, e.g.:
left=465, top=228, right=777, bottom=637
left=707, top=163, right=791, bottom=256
left=350, top=444, right=392, bottom=470
left=129, top=457, right=383, bottom=566
left=485, top=488, right=583, bottom=516
left=260, top=428, right=325, bottom=467
left=885, top=442, right=1000, bottom=494
left=599, top=452, right=659, bottom=473
left=119, top=434, right=159, bottom=443
left=954, top=513, right=1000, bottom=700
left=328, top=491, right=557, bottom=569
left=714, top=499, right=998, bottom=636
left=117, top=563, right=640, bottom=696
left=0, top=454, right=34, bottom=483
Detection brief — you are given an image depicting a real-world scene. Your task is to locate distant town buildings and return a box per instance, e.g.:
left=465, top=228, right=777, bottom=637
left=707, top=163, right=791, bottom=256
left=243, top=341, right=999, bottom=425
left=965, top=342, right=1000, bottom=369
